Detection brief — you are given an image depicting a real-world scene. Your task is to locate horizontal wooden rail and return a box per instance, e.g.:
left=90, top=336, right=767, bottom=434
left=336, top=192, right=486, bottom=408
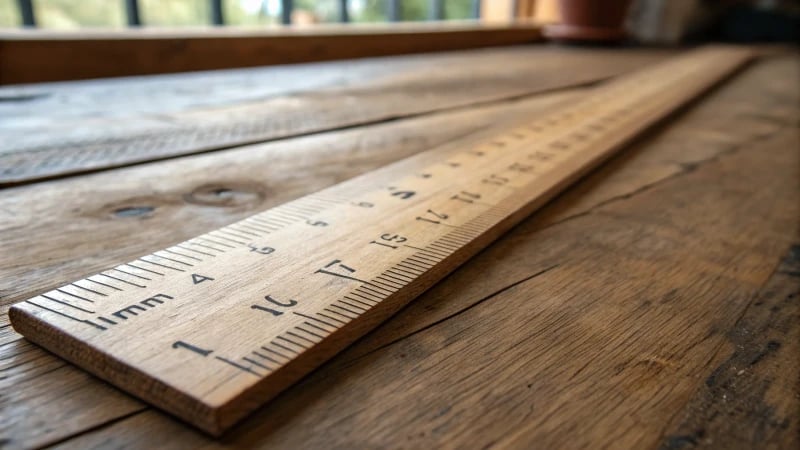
left=0, top=22, right=541, bottom=85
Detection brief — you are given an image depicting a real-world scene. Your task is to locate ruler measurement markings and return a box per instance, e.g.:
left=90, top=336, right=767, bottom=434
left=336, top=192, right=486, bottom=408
left=369, top=279, right=402, bottom=292
left=84, top=277, right=124, bottom=292
left=286, top=329, right=320, bottom=344
left=162, top=248, right=204, bottom=261
left=233, top=223, right=271, bottom=235
left=190, top=238, right=233, bottom=250
left=317, top=311, right=347, bottom=325
left=209, top=231, right=248, bottom=245
left=68, top=282, right=108, bottom=297
left=224, top=227, right=261, bottom=238
left=259, top=345, right=291, bottom=361
left=94, top=273, right=145, bottom=289
left=295, top=326, right=325, bottom=340
left=7, top=47, right=752, bottom=436
left=275, top=335, right=309, bottom=350
left=252, top=350, right=282, bottom=366
left=137, top=257, right=186, bottom=272
left=324, top=307, right=357, bottom=320
left=342, top=296, right=377, bottom=309
left=24, top=299, right=106, bottom=329
left=271, top=339, right=302, bottom=354
left=152, top=253, right=195, bottom=266
left=349, top=287, right=383, bottom=301
left=348, top=291, right=383, bottom=305
left=124, top=262, right=164, bottom=276
left=293, top=312, right=338, bottom=330
left=331, top=301, right=366, bottom=314
left=53, top=288, right=95, bottom=303
left=39, top=294, right=96, bottom=314
left=176, top=244, right=217, bottom=257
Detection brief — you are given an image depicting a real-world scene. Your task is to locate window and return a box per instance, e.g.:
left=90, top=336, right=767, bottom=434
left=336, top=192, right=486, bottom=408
left=35, top=0, right=125, bottom=28
left=1, top=0, right=482, bottom=28
left=0, top=0, right=20, bottom=27
left=140, top=0, right=210, bottom=26
left=445, top=0, right=473, bottom=20
left=294, top=0, right=340, bottom=24
left=224, top=0, right=280, bottom=25
left=350, top=0, right=388, bottom=23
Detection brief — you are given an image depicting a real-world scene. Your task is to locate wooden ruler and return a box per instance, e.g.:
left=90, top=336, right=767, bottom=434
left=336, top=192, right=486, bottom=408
left=9, top=46, right=752, bottom=436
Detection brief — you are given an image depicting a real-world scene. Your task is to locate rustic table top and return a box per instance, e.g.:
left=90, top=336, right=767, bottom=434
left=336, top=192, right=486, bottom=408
left=0, top=45, right=797, bottom=449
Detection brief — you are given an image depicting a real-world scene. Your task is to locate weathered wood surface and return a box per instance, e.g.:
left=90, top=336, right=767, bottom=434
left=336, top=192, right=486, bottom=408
left=7, top=47, right=752, bottom=436
left=0, top=50, right=797, bottom=449
left=0, top=46, right=670, bottom=185
left=660, top=244, right=800, bottom=450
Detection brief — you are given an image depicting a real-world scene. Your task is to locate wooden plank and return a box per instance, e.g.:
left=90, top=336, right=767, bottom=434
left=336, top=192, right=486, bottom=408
left=44, top=60, right=800, bottom=450
left=1, top=54, right=796, bottom=448
left=0, top=23, right=542, bottom=85
left=7, top=47, right=752, bottom=435
left=659, top=244, right=799, bottom=449
left=0, top=90, right=585, bottom=450
left=0, top=89, right=580, bottom=323
left=0, top=46, right=670, bottom=185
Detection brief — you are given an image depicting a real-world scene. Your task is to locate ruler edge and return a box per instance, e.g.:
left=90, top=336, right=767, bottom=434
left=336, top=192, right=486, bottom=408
left=7, top=46, right=756, bottom=437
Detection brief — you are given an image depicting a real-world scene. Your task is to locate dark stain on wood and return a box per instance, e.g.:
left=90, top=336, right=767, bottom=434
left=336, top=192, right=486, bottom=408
left=113, top=206, right=155, bottom=218
left=183, top=183, right=266, bottom=208
left=660, top=244, right=800, bottom=450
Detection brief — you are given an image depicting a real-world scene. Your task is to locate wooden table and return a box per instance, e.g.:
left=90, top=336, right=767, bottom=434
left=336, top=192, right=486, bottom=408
left=1, top=45, right=797, bottom=449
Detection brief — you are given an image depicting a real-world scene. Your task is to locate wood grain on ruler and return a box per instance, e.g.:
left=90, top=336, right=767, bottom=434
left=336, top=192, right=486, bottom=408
left=0, top=47, right=671, bottom=185
left=7, top=47, right=753, bottom=435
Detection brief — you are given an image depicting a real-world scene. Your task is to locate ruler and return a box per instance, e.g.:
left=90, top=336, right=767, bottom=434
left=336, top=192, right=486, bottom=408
left=9, top=47, right=752, bottom=436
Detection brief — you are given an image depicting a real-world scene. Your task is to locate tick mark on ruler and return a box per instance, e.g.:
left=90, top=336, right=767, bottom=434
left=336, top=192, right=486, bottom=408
left=173, top=341, right=213, bottom=356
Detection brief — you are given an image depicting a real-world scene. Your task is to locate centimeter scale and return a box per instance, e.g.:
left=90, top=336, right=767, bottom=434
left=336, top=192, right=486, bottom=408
left=10, top=46, right=753, bottom=435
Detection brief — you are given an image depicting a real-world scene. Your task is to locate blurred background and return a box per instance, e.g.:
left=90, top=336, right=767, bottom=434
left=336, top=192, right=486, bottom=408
left=0, top=0, right=797, bottom=43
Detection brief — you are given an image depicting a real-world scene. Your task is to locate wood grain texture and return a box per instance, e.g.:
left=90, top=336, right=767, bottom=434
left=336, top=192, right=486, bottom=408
left=46, top=58, right=800, bottom=450
left=0, top=46, right=671, bottom=185
left=0, top=22, right=543, bottom=84
left=1, top=52, right=797, bottom=449
left=0, top=89, right=580, bottom=323
left=658, top=244, right=799, bottom=450
left=8, top=47, right=752, bottom=436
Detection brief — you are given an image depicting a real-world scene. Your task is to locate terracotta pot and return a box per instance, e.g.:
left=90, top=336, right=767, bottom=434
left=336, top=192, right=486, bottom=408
left=544, top=0, right=634, bottom=43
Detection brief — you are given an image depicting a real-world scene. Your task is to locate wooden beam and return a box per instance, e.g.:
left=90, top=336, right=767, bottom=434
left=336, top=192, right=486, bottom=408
left=0, top=23, right=542, bottom=85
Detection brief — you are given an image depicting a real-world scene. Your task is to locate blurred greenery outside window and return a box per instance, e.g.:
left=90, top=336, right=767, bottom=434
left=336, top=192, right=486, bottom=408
left=36, top=0, right=125, bottom=28
left=0, top=0, right=476, bottom=28
left=141, top=0, right=209, bottom=26
left=350, top=0, right=387, bottom=22
left=0, top=0, right=20, bottom=27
